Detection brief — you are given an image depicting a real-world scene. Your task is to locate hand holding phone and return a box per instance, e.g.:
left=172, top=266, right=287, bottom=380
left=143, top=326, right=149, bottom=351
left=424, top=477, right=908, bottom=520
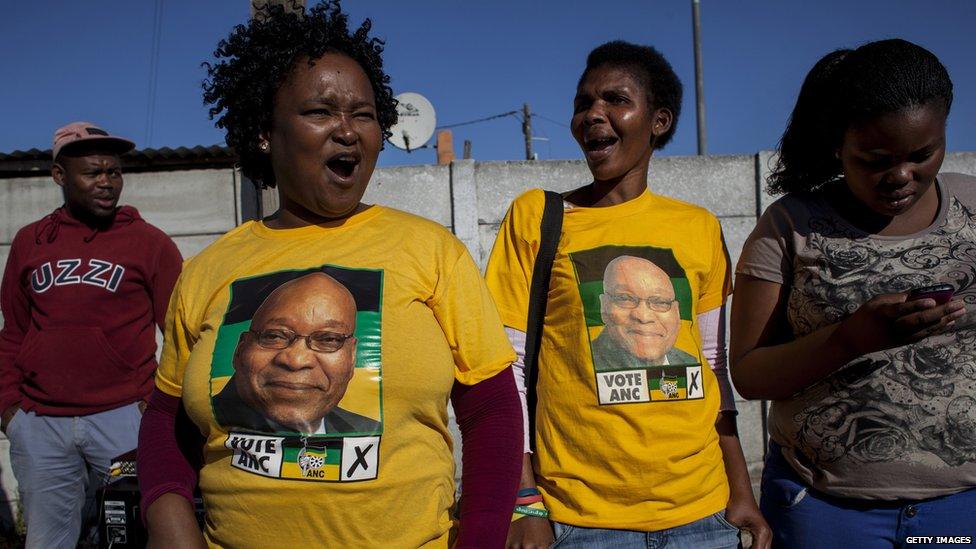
left=838, top=288, right=965, bottom=356
left=907, top=284, right=955, bottom=305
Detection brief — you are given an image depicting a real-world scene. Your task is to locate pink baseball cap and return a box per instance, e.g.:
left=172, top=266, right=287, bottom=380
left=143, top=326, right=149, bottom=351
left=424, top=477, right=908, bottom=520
left=52, top=121, right=135, bottom=160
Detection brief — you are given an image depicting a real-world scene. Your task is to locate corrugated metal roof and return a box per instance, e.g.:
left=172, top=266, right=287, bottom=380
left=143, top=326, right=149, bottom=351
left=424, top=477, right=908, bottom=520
left=0, top=145, right=238, bottom=176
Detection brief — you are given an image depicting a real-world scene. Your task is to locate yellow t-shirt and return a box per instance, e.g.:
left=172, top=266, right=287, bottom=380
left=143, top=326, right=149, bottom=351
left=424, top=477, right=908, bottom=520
left=156, top=205, right=514, bottom=547
left=485, top=188, right=731, bottom=531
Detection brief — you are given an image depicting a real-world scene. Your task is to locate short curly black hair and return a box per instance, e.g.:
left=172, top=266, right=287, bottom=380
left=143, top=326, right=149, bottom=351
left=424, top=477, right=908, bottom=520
left=769, top=39, right=952, bottom=195
left=579, top=41, right=683, bottom=150
left=203, top=0, right=397, bottom=187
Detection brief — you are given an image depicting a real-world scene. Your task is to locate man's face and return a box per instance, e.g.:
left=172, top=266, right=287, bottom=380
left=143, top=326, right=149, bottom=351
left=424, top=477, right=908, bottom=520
left=600, top=257, right=680, bottom=362
left=52, top=152, right=123, bottom=221
left=233, top=274, right=357, bottom=433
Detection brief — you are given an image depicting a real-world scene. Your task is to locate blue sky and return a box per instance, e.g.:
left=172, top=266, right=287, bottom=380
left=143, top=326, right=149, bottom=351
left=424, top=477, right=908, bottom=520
left=1, top=1, right=973, bottom=167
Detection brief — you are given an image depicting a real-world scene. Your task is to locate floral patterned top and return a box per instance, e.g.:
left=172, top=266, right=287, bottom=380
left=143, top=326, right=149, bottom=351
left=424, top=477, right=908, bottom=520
left=737, top=173, right=976, bottom=500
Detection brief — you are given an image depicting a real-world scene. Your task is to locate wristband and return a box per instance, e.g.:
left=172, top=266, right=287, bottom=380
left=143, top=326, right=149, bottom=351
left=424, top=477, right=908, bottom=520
left=517, top=487, right=541, bottom=498
left=515, top=494, right=544, bottom=505
left=511, top=501, right=549, bottom=521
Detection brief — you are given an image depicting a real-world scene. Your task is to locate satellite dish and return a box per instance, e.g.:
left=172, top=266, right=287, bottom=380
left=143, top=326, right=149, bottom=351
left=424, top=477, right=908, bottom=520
left=388, top=92, right=436, bottom=152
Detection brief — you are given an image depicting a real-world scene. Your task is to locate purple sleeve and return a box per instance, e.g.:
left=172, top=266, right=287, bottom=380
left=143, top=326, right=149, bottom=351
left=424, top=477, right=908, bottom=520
left=137, top=388, right=201, bottom=524
left=451, top=366, right=522, bottom=548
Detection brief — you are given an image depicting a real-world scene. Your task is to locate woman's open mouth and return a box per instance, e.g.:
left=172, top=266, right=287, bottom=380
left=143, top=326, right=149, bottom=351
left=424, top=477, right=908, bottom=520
left=326, top=153, right=361, bottom=182
left=583, top=135, right=618, bottom=162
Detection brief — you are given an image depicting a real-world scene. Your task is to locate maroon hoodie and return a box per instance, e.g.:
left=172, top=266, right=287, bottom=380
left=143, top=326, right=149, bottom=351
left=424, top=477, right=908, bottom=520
left=0, top=205, right=182, bottom=416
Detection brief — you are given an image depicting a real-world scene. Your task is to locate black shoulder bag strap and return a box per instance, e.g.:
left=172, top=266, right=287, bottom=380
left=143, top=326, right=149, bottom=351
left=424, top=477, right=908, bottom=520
left=524, top=190, right=564, bottom=451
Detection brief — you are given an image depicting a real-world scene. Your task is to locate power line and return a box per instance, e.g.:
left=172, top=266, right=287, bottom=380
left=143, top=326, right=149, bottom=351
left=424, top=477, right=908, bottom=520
left=531, top=112, right=569, bottom=129
left=436, top=110, right=519, bottom=129
left=433, top=107, right=561, bottom=160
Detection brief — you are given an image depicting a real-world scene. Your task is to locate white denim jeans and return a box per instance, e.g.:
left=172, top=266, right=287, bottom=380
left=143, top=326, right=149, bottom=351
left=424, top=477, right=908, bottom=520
left=7, top=402, right=141, bottom=549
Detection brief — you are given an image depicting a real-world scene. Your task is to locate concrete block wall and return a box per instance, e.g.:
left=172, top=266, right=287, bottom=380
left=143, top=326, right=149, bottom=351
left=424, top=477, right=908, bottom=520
left=0, top=168, right=241, bottom=267
left=1, top=151, right=974, bottom=523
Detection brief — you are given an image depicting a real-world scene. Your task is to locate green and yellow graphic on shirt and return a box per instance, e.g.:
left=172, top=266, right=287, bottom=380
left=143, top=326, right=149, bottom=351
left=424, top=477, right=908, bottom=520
left=224, top=432, right=380, bottom=482
left=569, top=245, right=704, bottom=405
left=209, top=265, right=383, bottom=482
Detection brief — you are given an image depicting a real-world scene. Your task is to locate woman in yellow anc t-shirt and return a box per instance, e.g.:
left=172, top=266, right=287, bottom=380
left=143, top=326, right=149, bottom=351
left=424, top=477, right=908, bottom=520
left=485, top=41, right=770, bottom=548
left=136, top=2, right=522, bottom=547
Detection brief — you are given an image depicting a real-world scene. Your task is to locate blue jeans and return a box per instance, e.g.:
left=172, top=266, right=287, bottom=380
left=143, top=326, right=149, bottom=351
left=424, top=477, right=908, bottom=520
left=7, top=403, right=141, bottom=549
left=551, top=511, right=739, bottom=549
left=761, top=441, right=976, bottom=549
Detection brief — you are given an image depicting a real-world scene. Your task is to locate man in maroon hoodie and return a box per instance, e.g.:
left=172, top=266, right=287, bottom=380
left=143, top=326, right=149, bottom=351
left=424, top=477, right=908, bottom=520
left=0, top=122, right=183, bottom=547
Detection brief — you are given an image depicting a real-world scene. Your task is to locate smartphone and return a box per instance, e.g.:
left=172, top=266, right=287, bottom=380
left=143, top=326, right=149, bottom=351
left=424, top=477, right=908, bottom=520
left=907, top=284, right=955, bottom=305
